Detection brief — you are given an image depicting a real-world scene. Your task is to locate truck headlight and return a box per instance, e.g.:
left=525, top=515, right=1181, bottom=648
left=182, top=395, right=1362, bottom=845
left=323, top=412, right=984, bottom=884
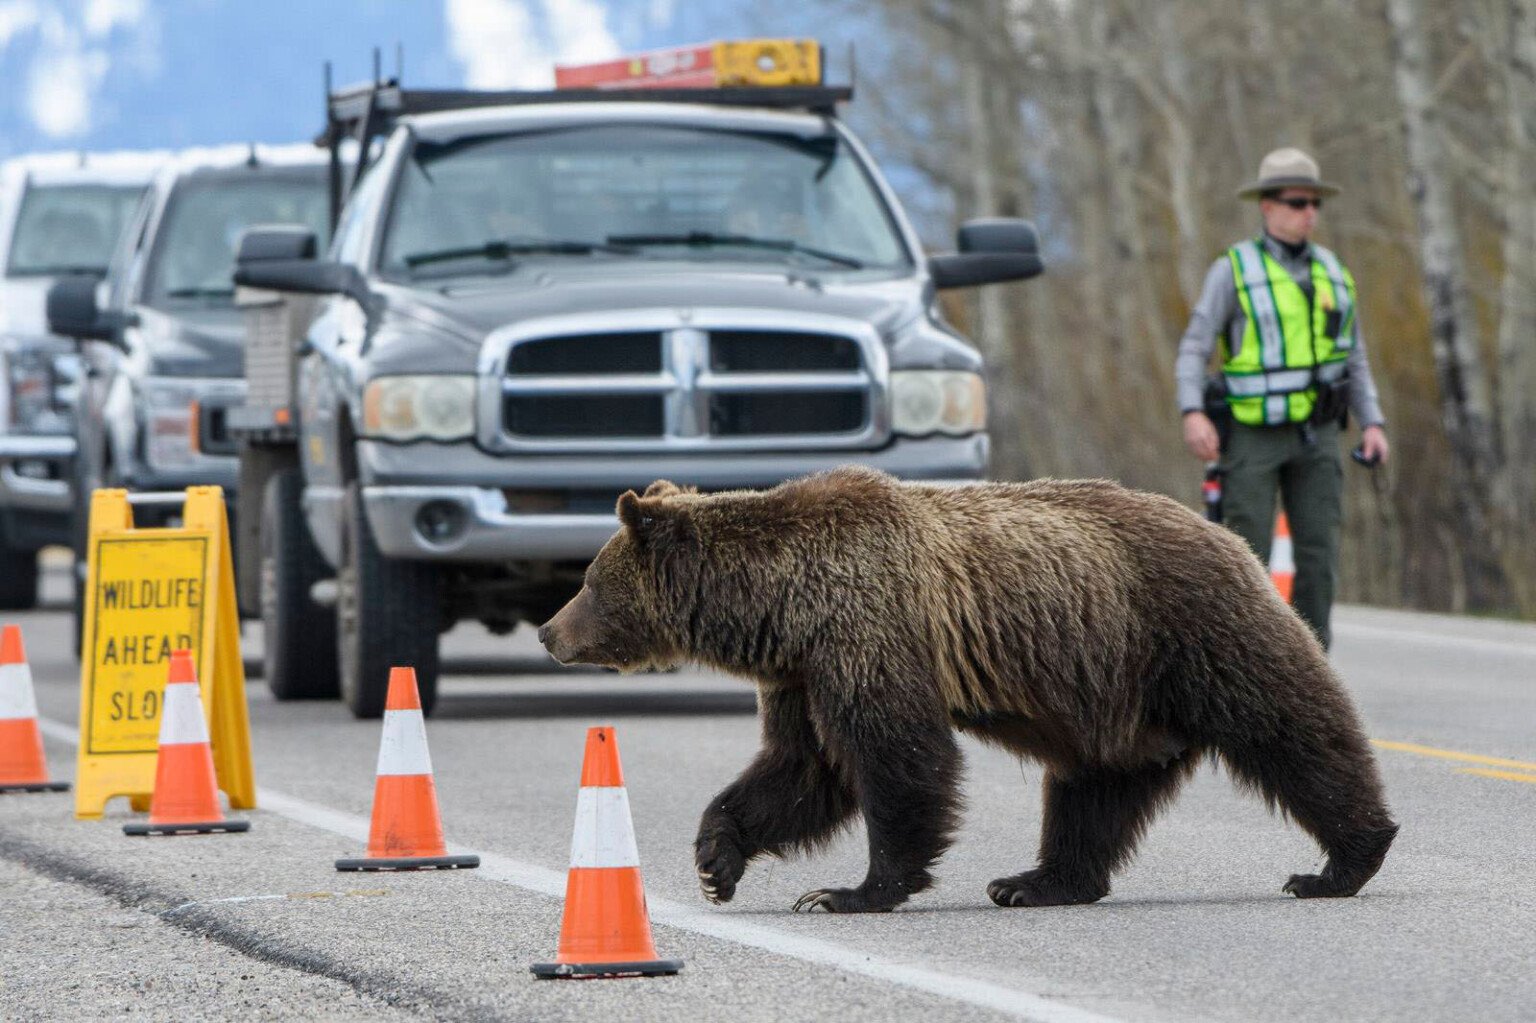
left=362, top=375, right=476, bottom=441
left=139, top=379, right=199, bottom=469
left=3, top=349, right=54, bottom=431
left=890, top=371, right=986, bottom=436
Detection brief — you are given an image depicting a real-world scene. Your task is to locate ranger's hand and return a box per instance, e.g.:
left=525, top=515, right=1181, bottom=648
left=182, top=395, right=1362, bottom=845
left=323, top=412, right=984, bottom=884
left=1360, top=424, right=1389, bottom=466
left=1182, top=411, right=1220, bottom=462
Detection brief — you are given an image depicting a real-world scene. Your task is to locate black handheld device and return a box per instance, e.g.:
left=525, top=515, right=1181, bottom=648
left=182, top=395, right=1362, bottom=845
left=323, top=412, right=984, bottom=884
left=1350, top=446, right=1380, bottom=468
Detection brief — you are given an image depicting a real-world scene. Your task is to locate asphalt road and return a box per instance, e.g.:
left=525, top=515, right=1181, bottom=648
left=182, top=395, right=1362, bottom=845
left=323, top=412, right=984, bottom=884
left=2, top=565, right=1533, bottom=1023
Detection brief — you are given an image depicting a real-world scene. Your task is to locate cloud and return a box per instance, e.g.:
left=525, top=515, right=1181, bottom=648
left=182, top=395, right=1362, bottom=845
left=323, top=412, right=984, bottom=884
left=647, top=0, right=676, bottom=30
left=8, top=0, right=155, bottom=139
left=28, top=37, right=111, bottom=137
left=444, top=0, right=619, bottom=90
left=0, top=0, right=40, bottom=49
left=83, top=0, right=144, bottom=37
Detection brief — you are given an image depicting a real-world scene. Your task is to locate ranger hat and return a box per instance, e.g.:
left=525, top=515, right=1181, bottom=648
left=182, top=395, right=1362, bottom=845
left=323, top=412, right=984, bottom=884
left=1237, top=147, right=1341, bottom=200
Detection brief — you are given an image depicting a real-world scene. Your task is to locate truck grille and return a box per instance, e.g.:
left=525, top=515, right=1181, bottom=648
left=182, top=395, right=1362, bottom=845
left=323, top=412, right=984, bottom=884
left=508, top=332, right=663, bottom=375
left=487, top=317, right=886, bottom=453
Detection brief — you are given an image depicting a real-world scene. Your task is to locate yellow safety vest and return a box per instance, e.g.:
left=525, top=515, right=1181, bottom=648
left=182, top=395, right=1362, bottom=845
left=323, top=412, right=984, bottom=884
left=1224, top=239, right=1356, bottom=426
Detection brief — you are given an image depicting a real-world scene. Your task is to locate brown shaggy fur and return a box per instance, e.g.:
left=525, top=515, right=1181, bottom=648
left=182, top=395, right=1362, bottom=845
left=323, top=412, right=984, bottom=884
left=539, top=466, right=1398, bottom=913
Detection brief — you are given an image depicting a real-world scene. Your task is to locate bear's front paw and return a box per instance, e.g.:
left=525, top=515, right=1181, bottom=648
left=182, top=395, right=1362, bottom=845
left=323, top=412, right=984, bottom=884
left=987, top=869, right=1107, bottom=908
left=791, top=886, right=900, bottom=914
left=694, top=833, right=746, bottom=904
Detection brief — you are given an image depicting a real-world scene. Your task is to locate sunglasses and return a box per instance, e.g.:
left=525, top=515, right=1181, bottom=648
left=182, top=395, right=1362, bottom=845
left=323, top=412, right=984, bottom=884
left=1273, top=196, right=1324, bottom=210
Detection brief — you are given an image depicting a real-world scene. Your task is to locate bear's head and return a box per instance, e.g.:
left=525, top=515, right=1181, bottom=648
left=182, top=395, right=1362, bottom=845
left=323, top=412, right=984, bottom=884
left=538, top=481, right=703, bottom=672
left=537, top=467, right=899, bottom=675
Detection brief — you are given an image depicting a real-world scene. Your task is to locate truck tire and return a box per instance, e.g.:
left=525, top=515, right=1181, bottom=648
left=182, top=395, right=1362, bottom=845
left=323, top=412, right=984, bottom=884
left=336, top=482, right=441, bottom=718
left=260, top=468, right=339, bottom=700
left=0, top=546, right=39, bottom=610
left=69, top=441, right=102, bottom=661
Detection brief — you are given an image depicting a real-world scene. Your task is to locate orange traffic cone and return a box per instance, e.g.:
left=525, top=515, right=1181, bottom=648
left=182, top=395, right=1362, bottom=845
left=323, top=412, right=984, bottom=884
left=1270, top=511, right=1296, bottom=603
left=124, top=650, right=248, bottom=835
left=0, top=625, right=68, bottom=793
left=336, top=667, right=478, bottom=871
left=532, top=726, right=682, bottom=979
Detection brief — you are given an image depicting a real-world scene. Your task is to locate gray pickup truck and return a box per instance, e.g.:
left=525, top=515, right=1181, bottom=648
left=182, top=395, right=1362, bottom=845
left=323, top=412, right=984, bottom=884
left=45, top=145, right=329, bottom=647
left=233, top=74, right=1042, bottom=717
left=0, top=152, right=160, bottom=608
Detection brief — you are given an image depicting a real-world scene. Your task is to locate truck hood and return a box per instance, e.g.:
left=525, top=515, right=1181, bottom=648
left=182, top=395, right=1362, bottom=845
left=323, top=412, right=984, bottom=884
left=381, top=264, right=926, bottom=343
left=134, top=306, right=246, bottom=378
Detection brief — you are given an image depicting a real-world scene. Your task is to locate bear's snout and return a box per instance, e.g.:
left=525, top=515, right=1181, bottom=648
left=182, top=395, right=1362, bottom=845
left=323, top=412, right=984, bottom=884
left=538, top=585, right=599, bottom=666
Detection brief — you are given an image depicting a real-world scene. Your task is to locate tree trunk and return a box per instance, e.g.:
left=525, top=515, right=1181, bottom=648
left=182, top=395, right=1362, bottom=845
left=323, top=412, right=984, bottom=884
left=1498, top=0, right=1536, bottom=507
left=1494, top=0, right=1536, bottom=608
left=1385, top=0, right=1511, bottom=610
left=960, top=40, right=1026, bottom=480
left=1152, top=3, right=1206, bottom=308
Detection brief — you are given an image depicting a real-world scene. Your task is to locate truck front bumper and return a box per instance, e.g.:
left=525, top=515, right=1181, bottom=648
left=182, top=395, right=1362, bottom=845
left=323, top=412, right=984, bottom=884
left=0, top=435, right=76, bottom=549
left=355, top=434, right=989, bottom=562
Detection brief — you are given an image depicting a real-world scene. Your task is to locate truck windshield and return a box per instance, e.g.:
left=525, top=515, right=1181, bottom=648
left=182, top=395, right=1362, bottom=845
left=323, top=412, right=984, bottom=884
left=147, top=172, right=328, bottom=304
left=382, top=124, right=910, bottom=276
left=5, top=184, right=144, bottom=277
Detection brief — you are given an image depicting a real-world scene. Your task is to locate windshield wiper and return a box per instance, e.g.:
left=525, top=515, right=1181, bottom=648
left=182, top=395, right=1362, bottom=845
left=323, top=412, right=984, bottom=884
left=164, top=287, right=234, bottom=299
left=12, top=264, right=108, bottom=277
left=606, top=231, right=865, bottom=269
left=401, top=237, right=638, bottom=268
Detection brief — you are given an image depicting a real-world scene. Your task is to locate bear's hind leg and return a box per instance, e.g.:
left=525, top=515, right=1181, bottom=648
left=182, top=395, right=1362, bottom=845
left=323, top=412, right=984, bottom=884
left=1219, top=717, right=1398, bottom=898
left=695, top=686, right=857, bottom=904
left=989, top=755, right=1195, bottom=908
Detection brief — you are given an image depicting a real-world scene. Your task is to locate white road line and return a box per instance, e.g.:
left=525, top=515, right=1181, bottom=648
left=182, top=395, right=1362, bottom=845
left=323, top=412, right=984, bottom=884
left=36, top=714, right=1128, bottom=1023
left=1334, top=621, right=1536, bottom=660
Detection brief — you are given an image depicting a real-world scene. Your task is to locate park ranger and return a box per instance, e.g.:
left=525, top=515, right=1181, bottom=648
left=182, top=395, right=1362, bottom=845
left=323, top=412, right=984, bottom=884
left=1176, top=147, right=1390, bottom=649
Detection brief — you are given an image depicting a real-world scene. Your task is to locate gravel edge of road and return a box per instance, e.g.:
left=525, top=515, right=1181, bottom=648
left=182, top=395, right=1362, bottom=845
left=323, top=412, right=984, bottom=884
left=0, top=828, right=478, bottom=1022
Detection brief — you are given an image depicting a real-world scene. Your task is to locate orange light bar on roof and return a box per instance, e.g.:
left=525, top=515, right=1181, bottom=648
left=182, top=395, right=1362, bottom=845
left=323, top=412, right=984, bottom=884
left=554, top=39, right=822, bottom=91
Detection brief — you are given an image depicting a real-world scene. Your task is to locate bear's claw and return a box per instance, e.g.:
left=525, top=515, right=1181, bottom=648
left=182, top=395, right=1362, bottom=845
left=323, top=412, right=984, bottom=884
left=1283, top=872, right=1354, bottom=898
left=694, top=834, right=746, bottom=905
left=987, top=869, right=1107, bottom=908
left=792, top=887, right=898, bottom=913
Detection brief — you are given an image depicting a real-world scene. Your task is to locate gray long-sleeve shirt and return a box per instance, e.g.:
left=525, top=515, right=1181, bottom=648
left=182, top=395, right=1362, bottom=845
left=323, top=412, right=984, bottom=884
left=1174, top=234, right=1385, bottom=427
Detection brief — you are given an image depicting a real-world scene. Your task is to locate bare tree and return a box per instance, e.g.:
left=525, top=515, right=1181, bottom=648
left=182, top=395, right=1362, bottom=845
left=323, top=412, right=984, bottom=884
left=1496, top=0, right=1536, bottom=523
left=777, top=0, right=1533, bottom=617
left=1385, top=0, right=1512, bottom=609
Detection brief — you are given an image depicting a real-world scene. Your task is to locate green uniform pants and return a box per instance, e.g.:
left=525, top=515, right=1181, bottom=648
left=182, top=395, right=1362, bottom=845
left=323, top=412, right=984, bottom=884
left=1221, top=420, right=1343, bottom=648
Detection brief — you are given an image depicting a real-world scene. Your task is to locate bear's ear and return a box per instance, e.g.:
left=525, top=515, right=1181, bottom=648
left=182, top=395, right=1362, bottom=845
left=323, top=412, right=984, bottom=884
left=617, top=490, right=696, bottom=553
left=642, top=479, right=691, bottom=499
left=617, top=490, right=647, bottom=533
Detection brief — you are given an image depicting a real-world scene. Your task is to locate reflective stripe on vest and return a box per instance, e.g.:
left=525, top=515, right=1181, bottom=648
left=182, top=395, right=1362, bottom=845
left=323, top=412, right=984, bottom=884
left=1223, top=360, right=1348, bottom=397
left=1225, top=240, right=1356, bottom=426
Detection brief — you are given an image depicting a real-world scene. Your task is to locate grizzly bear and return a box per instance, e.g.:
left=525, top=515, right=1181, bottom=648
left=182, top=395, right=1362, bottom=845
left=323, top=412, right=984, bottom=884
left=538, top=467, right=1398, bottom=913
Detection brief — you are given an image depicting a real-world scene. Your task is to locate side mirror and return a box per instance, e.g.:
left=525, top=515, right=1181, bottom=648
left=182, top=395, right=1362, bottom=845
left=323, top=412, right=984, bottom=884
left=46, top=275, right=117, bottom=342
left=233, top=258, right=366, bottom=300
left=929, top=217, right=1044, bottom=289
left=236, top=225, right=318, bottom=264
left=234, top=226, right=370, bottom=308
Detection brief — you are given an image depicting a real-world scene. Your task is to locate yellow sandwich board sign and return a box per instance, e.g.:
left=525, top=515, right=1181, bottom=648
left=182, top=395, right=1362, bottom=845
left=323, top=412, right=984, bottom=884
left=75, top=486, right=254, bottom=819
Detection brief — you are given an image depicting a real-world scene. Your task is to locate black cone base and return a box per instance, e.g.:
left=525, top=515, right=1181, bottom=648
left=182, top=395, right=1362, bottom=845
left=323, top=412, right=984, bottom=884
left=0, top=780, right=70, bottom=793
left=124, top=819, right=250, bottom=836
left=335, top=853, right=480, bottom=872
left=531, top=959, right=684, bottom=979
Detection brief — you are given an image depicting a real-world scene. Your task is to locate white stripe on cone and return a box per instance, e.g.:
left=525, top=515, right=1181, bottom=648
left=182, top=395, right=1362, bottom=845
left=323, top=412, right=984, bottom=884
left=375, top=709, right=434, bottom=777
left=569, top=787, right=641, bottom=868
left=158, top=681, right=211, bottom=745
left=1270, top=533, right=1295, bottom=574
left=0, top=662, right=38, bottom=720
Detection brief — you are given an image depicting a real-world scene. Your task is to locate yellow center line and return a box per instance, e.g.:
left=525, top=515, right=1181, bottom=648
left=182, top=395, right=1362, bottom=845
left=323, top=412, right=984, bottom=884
left=1456, top=768, right=1536, bottom=785
left=1371, top=739, right=1536, bottom=774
